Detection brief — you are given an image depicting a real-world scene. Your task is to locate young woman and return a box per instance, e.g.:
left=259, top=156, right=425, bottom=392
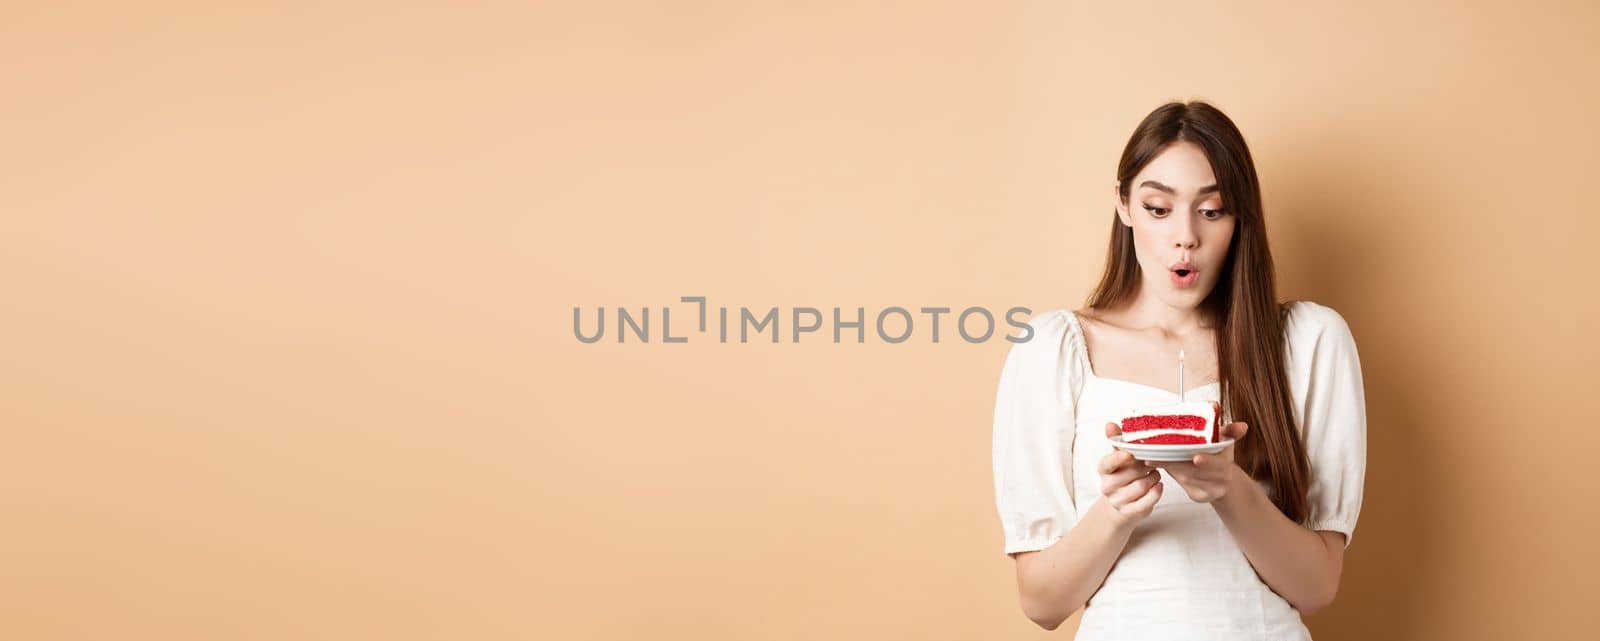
left=991, top=101, right=1367, bottom=639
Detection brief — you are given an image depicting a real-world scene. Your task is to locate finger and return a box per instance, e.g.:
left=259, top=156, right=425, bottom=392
left=1107, top=469, right=1158, bottom=505
left=1226, top=421, right=1249, bottom=440
left=1110, top=472, right=1162, bottom=506
left=1101, top=453, right=1154, bottom=484
left=1098, top=450, right=1135, bottom=475
left=1125, top=478, right=1164, bottom=514
left=1105, top=422, right=1122, bottom=438
left=1102, top=465, right=1157, bottom=495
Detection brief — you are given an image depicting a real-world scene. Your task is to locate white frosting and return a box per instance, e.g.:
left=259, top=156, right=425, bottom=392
left=1121, top=428, right=1212, bottom=443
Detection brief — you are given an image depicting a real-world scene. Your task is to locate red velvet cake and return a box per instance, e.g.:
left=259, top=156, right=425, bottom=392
left=1119, top=401, right=1224, bottom=445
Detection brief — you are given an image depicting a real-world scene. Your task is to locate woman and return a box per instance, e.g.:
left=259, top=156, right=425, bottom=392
left=990, top=100, right=1367, bottom=639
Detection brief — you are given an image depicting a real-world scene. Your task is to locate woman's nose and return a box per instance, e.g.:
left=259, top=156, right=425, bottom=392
left=1174, top=212, right=1199, bottom=248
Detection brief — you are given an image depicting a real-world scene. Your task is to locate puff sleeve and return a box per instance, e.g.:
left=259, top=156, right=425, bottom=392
left=1283, top=301, right=1368, bottom=549
left=991, top=310, right=1084, bottom=557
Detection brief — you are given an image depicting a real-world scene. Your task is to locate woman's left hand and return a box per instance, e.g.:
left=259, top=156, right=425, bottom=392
left=1145, top=421, right=1249, bottom=504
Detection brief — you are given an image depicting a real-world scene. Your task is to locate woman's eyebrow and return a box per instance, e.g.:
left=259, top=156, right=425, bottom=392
left=1138, top=180, right=1220, bottom=195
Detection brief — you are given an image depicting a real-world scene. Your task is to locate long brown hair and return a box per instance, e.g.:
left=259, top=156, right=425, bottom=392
left=1086, top=100, right=1311, bottom=524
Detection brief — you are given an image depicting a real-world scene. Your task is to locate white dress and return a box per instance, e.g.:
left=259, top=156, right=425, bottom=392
left=991, top=301, right=1367, bottom=640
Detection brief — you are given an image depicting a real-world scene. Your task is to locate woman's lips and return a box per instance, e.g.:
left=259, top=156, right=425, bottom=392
left=1170, top=269, right=1198, bottom=287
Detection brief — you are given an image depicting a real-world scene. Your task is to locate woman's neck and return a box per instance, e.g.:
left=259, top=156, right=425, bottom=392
left=1114, top=294, right=1216, bottom=338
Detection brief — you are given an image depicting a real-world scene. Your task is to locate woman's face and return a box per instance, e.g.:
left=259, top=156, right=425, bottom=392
left=1114, top=141, right=1238, bottom=309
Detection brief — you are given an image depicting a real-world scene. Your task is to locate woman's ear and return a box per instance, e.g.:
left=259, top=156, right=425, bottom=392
left=1113, top=181, right=1132, bottom=227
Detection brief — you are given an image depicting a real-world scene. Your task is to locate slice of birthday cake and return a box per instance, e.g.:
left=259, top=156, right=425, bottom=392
left=1119, top=401, right=1223, bottom=445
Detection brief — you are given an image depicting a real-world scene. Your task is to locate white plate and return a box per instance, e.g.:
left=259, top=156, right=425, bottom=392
left=1109, top=436, right=1235, bottom=461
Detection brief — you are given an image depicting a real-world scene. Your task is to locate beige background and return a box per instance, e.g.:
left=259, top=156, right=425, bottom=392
left=3, top=1, right=1597, bottom=639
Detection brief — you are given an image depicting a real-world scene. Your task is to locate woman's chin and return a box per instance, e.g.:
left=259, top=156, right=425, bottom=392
left=1155, top=287, right=1209, bottom=308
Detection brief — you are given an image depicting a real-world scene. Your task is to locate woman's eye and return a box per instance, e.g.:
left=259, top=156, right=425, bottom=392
left=1202, top=209, right=1227, bottom=219
left=1142, top=205, right=1169, bottom=217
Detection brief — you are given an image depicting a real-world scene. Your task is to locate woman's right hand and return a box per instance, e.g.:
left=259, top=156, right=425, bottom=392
left=1098, top=422, right=1164, bottom=527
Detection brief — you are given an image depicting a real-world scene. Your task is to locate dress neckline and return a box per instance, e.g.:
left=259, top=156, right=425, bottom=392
left=1066, top=309, right=1222, bottom=399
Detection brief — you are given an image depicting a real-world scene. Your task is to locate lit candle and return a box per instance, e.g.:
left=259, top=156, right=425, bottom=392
left=1178, top=348, right=1185, bottom=402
